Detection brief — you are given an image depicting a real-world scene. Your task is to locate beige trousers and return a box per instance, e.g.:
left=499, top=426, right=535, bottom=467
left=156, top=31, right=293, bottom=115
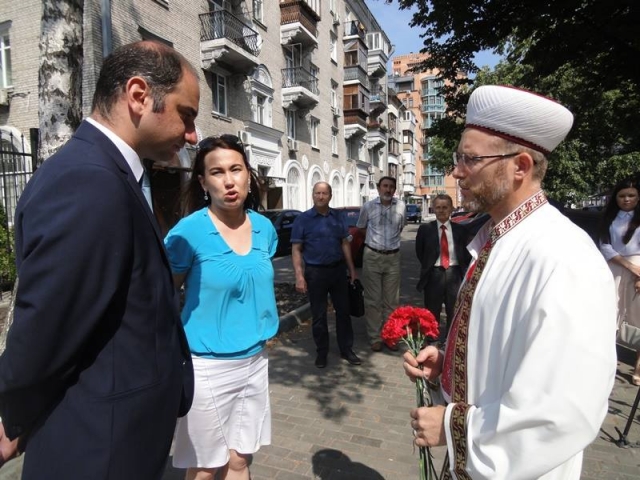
left=361, top=247, right=401, bottom=343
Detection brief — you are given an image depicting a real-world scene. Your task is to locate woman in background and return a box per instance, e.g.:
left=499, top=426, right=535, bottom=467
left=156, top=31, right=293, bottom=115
left=165, top=135, right=278, bottom=480
left=598, top=176, right=640, bottom=386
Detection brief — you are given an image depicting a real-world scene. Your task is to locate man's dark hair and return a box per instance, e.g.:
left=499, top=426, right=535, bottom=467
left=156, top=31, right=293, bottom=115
left=92, top=41, right=197, bottom=118
left=377, top=176, right=397, bottom=188
left=433, top=194, right=453, bottom=207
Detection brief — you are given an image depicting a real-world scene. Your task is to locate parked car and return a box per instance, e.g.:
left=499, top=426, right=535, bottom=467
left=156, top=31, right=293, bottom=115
left=405, top=204, right=422, bottom=224
left=261, top=209, right=302, bottom=257
left=335, top=206, right=365, bottom=267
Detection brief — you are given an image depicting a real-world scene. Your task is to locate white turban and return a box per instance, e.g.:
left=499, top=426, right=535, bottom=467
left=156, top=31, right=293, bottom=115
left=465, top=85, right=574, bottom=154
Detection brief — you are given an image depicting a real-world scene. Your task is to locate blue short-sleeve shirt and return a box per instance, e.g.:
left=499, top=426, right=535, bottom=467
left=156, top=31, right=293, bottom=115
left=164, top=208, right=279, bottom=359
left=290, top=207, right=348, bottom=265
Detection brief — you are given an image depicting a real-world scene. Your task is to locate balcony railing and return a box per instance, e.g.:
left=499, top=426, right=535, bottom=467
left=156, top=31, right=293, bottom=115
left=199, top=10, right=261, bottom=57
left=282, top=66, right=319, bottom=94
left=344, top=65, right=370, bottom=89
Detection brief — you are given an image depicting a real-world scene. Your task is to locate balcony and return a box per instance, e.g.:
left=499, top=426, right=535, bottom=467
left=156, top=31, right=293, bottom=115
left=344, top=110, right=368, bottom=139
left=421, top=103, right=446, bottom=114
left=366, top=32, right=391, bottom=78
left=281, top=66, right=319, bottom=109
left=367, top=121, right=387, bottom=150
left=280, top=0, right=319, bottom=48
left=369, top=85, right=387, bottom=117
left=199, top=10, right=260, bottom=73
left=343, top=20, right=366, bottom=40
left=344, top=65, right=370, bottom=90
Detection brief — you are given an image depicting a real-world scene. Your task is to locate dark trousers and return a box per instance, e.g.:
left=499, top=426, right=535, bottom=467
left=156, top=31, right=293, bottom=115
left=423, top=266, right=463, bottom=343
left=305, top=264, right=354, bottom=355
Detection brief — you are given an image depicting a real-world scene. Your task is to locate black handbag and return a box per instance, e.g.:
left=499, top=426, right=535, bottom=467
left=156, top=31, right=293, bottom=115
left=348, top=279, right=365, bottom=317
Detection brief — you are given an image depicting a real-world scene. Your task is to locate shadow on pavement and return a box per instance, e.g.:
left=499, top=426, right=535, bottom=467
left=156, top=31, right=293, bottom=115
left=312, top=448, right=384, bottom=479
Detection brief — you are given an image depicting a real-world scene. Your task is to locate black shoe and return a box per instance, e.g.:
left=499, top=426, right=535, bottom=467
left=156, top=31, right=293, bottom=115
left=341, top=350, right=362, bottom=366
left=315, top=354, right=327, bottom=369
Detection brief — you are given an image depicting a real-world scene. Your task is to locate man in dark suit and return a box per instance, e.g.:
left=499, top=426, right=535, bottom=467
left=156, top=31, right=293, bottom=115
left=0, top=41, right=199, bottom=479
left=416, top=194, right=471, bottom=345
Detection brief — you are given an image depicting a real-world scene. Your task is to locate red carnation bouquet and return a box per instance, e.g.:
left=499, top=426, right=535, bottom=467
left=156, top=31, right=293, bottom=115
left=381, top=306, right=441, bottom=480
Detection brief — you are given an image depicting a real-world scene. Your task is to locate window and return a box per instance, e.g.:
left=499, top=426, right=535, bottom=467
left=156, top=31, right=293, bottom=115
left=286, top=167, right=301, bottom=209
left=286, top=109, right=296, bottom=139
left=310, top=118, right=319, bottom=148
left=255, top=94, right=266, bottom=124
left=330, top=33, right=337, bottom=63
left=0, top=25, right=11, bottom=89
left=331, top=82, right=338, bottom=109
left=211, top=72, right=227, bottom=116
left=331, top=128, right=338, bottom=155
left=251, top=66, right=274, bottom=127
left=253, top=0, right=263, bottom=23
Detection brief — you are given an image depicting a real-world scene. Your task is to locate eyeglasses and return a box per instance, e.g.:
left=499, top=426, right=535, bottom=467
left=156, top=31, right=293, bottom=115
left=196, top=135, right=245, bottom=153
left=452, top=151, right=519, bottom=168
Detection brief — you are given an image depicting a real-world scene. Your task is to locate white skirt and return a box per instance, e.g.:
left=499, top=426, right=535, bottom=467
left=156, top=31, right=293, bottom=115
left=172, top=350, right=271, bottom=468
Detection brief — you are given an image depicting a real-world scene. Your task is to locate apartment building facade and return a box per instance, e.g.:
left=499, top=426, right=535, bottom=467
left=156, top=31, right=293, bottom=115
left=0, top=0, right=394, bottom=226
left=388, top=52, right=459, bottom=212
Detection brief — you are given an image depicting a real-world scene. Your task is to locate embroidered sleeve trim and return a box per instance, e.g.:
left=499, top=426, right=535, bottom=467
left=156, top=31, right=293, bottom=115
left=450, top=402, right=473, bottom=480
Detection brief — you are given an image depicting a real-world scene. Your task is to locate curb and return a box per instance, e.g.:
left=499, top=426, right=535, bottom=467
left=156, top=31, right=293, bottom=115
left=277, top=302, right=311, bottom=334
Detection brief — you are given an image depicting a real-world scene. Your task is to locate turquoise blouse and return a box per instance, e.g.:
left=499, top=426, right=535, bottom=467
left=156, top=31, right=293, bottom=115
left=164, top=208, right=279, bottom=359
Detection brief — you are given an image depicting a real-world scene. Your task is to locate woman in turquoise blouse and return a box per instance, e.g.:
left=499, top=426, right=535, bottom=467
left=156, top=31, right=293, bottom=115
left=165, top=135, right=278, bottom=480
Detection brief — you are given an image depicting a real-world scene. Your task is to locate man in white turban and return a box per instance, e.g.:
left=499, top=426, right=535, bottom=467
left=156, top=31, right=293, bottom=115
left=404, top=85, right=617, bottom=479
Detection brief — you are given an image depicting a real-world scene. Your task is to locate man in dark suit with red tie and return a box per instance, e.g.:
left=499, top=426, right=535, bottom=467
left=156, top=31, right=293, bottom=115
left=416, top=194, right=471, bottom=345
left=0, top=41, right=198, bottom=478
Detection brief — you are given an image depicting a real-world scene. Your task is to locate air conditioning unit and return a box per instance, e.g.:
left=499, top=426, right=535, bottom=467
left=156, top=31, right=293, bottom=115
left=332, top=13, right=341, bottom=25
left=0, top=90, right=8, bottom=106
left=237, top=130, right=252, bottom=144
left=331, top=106, right=341, bottom=117
left=287, top=138, right=299, bottom=152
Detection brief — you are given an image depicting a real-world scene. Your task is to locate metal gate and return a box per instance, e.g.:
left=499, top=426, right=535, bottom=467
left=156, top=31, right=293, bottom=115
left=0, top=128, right=38, bottom=291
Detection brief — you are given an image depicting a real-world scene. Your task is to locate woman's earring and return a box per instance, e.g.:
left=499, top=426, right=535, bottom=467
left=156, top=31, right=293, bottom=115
left=248, top=179, right=251, bottom=194
left=204, top=190, right=209, bottom=201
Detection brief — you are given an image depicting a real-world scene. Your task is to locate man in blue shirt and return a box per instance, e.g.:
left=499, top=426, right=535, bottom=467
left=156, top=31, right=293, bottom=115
left=291, top=182, right=361, bottom=368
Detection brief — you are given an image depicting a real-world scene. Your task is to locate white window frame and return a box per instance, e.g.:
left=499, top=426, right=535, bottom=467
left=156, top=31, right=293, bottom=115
left=251, top=65, right=274, bottom=127
left=211, top=71, right=227, bottom=116
left=310, top=117, right=319, bottom=148
left=286, top=109, right=296, bottom=139
left=331, top=128, right=338, bottom=155
left=330, top=83, right=338, bottom=109
left=0, top=24, right=11, bottom=89
left=330, top=32, right=337, bottom=63
left=252, top=0, right=263, bottom=23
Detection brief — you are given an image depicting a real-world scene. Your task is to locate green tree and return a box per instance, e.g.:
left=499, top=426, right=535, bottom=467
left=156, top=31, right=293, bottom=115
left=398, top=0, right=640, bottom=201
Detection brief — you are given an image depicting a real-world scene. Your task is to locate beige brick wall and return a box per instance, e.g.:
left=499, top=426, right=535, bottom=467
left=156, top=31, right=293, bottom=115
left=0, top=0, right=42, bottom=148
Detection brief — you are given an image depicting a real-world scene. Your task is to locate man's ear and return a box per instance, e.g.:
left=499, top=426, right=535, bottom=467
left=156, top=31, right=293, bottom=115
left=513, top=152, right=534, bottom=181
left=125, top=76, right=150, bottom=117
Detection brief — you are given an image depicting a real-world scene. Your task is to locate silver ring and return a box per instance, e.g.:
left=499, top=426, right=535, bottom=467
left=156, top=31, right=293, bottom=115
left=412, top=428, right=418, bottom=438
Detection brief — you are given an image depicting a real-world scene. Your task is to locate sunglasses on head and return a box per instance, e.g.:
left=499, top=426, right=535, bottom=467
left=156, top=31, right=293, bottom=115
left=196, top=135, right=245, bottom=153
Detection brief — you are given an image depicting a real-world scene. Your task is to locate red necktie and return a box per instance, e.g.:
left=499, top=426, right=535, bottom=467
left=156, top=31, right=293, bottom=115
left=440, top=224, right=450, bottom=269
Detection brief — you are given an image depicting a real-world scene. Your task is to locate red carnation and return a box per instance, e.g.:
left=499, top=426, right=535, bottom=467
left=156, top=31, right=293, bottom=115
left=383, top=306, right=441, bottom=480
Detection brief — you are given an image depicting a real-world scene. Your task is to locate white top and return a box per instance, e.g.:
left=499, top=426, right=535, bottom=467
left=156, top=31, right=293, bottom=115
left=599, top=210, right=640, bottom=260
left=443, top=203, right=617, bottom=480
left=86, top=117, right=144, bottom=183
left=436, top=219, right=459, bottom=267
left=356, top=197, right=405, bottom=250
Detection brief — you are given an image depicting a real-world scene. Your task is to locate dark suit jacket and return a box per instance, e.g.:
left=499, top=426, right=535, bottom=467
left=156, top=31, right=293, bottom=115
left=415, top=220, right=472, bottom=292
left=0, top=122, right=193, bottom=479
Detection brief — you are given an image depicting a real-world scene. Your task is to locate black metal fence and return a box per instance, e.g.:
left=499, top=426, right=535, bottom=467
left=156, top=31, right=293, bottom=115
left=0, top=128, right=37, bottom=290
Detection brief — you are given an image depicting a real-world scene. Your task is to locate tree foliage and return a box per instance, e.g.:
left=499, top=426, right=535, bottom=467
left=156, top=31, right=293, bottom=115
left=395, top=0, right=640, bottom=201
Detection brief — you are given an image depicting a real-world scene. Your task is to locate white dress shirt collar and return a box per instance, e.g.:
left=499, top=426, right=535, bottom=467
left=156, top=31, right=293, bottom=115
left=85, top=117, right=144, bottom=182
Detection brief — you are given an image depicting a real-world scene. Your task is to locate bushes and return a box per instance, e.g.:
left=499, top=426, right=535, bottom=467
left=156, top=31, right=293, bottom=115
left=0, top=205, right=16, bottom=291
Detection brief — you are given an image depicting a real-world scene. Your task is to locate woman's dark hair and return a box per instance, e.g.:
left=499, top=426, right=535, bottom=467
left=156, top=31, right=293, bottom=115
left=598, top=176, right=640, bottom=244
left=181, top=135, right=261, bottom=216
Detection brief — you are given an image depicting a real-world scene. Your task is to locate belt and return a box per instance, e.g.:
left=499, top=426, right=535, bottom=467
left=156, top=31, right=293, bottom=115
left=307, top=260, right=344, bottom=268
left=365, top=245, right=399, bottom=255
